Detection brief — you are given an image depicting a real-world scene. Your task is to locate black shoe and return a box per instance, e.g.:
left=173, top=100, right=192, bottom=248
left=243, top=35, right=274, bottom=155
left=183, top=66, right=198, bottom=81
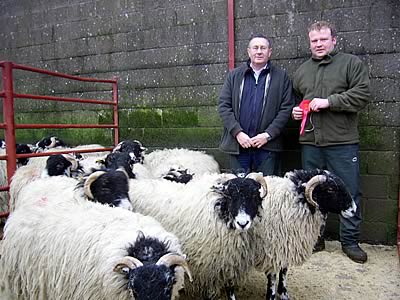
left=342, top=244, right=368, bottom=264
left=313, top=236, right=325, bottom=253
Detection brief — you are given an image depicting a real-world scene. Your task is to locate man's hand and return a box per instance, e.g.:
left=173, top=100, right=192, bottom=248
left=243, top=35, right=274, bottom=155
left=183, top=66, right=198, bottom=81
left=292, top=106, right=303, bottom=120
left=310, top=98, right=329, bottom=112
left=236, top=132, right=252, bottom=148
left=250, top=133, right=270, bottom=148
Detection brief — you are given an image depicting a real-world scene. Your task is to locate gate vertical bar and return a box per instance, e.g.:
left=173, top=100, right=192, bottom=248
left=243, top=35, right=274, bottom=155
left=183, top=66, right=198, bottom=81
left=227, top=0, right=235, bottom=70
left=112, top=77, right=119, bottom=146
left=2, top=62, right=17, bottom=185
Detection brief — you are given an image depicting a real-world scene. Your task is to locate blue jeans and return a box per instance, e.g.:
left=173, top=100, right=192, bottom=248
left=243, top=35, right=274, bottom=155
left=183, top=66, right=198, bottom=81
left=230, top=148, right=280, bottom=176
left=302, top=144, right=362, bottom=246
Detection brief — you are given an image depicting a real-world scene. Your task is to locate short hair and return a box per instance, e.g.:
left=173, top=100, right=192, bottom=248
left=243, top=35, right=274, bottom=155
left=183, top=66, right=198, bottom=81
left=248, top=34, right=273, bottom=48
left=308, top=21, right=337, bottom=38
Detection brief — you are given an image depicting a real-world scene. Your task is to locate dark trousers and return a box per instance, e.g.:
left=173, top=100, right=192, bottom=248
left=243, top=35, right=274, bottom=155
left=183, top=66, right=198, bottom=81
left=302, top=144, right=362, bottom=246
left=230, top=148, right=280, bottom=176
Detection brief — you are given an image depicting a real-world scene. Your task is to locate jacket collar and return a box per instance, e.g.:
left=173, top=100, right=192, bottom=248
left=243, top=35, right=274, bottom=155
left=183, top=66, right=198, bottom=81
left=245, top=59, right=271, bottom=74
left=312, top=47, right=339, bottom=64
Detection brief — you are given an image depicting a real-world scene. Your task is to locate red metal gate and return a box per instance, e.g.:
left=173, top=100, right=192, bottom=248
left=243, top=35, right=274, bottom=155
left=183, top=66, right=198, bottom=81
left=0, top=61, right=119, bottom=219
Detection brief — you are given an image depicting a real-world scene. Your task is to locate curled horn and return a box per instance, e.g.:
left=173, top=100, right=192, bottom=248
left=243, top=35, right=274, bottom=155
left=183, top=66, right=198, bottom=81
left=63, top=154, right=79, bottom=171
left=133, top=139, right=147, bottom=152
left=47, top=136, right=57, bottom=149
left=156, top=253, right=193, bottom=282
left=83, top=171, right=106, bottom=199
left=246, top=172, right=268, bottom=198
left=113, top=256, right=144, bottom=274
left=304, top=174, right=327, bottom=208
left=113, top=141, right=123, bottom=152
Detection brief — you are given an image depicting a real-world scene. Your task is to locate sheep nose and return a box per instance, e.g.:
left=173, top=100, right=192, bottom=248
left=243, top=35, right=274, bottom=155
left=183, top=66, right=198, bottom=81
left=236, top=220, right=249, bottom=229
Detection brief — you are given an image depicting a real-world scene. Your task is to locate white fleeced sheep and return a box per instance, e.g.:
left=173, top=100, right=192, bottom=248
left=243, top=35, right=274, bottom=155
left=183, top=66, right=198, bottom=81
left=9, top=154, right=80, bottom=211
left=142, top=148, right=220, bottom=179
left=0, top=176, right=191, bottom=300
left=112, top=141, right=220, bottom=182
left=128, top=172, right=266, bottom=299
left=253, top=169, right=357, bottom=299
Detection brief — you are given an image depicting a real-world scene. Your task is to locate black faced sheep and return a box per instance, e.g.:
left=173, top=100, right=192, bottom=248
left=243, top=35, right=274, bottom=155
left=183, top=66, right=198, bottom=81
left=34, top=135, right=66, bottom=151
left=254, top=169, right=357, bottom=300
left=102, top=151, right=136, bottom=179
left=141, top=148, right=220, bottom=182
left=128, top=172, right=267, bottom=299
left=113, top=139, right=147, bottom=164
left=9, top=155, right=131, bottom=212
left=0, top=175, right=192, bottom=300
left=80, top=168, right=133, bottom=211
left=114, top=140, right=220, bottom=183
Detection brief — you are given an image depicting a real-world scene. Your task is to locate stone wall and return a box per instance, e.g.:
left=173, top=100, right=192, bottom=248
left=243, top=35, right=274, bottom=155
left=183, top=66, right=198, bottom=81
left=0, top=0, right=398, bottom=244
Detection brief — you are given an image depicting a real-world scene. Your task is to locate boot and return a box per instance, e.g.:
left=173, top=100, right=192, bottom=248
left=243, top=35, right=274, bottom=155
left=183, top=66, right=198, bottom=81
left=342, top=244, right=368, bottom=264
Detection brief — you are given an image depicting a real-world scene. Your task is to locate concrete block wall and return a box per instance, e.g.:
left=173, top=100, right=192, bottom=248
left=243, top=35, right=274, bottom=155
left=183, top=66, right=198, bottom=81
left=0, top=0, right=398, bottom=244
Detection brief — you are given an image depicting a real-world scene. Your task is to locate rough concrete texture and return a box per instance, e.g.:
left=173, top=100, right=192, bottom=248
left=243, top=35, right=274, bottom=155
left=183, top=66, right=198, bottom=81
left=181, top=241, right=400, bottom=300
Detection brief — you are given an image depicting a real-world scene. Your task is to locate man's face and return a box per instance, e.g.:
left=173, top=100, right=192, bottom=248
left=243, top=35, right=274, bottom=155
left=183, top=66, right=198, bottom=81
left=308, top=27, right=337, bottom=59
left=247, top=37, right=272, bottom=68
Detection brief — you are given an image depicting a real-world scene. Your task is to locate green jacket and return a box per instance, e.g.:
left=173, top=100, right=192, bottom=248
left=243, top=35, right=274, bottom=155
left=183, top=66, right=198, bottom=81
left=293, top=48, right=370, bottom=146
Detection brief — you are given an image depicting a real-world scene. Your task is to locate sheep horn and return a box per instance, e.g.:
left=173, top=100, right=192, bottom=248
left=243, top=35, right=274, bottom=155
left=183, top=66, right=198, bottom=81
left=113, top=256, right=144, bottom=274
left=156, top=253, right=193, bottom=282
left=304, top=174, right=327, bottom=207
left=83, top=171, right=106, bottom=200
left=48, top=136, right=57, bottom=149
left=246, top=172, right=268, bottom=198
left=63, top=154, right=79, bottom=171
left=113, top=141, right=123, bottom=152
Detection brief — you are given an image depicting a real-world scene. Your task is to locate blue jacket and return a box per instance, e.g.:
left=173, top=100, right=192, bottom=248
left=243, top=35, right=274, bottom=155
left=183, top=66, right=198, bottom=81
left=218, top=61, right=294, bottom=154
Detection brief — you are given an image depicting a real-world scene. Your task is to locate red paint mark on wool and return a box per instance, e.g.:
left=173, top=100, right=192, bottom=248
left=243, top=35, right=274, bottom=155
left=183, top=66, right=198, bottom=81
left=37, top=197, right=48, bottom=206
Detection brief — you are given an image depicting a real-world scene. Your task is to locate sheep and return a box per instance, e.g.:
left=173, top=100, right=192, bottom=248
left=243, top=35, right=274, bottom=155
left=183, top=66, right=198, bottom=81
left=0, top=175, right=192, bottom=300
left=128, top=172, right=267, bottom=299
left=34, top=135, right=66, bottom=151
left=142, top=148, right=220, bottom=180
left=79, top=168, right=133, bottom=210
left=113, top=140, right=220, bottom=183
left=253, top=168, right=357, bottom=300
left=113, top=140, right=147, bottom=164
left=9, top=154, right=131, bottom=211
left=0, top=143, right=33, bottom=213
left=102, top=152, right=136, bottom=179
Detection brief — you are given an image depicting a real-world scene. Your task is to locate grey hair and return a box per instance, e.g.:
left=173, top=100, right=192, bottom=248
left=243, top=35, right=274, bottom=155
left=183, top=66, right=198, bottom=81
left=248, top=34, right=273, bottom=48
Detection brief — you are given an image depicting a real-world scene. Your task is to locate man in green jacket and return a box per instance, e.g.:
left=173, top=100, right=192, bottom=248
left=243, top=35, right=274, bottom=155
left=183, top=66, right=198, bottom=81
left=292, top=21, right=370, bottom=263
left=218, top=34, right=293, bottom=175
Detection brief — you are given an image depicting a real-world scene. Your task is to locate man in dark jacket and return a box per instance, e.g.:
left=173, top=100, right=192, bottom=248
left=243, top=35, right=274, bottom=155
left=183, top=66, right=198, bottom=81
left=218, top=34, right=293, bottom=175
left=292, top=21, right=370, bottom=263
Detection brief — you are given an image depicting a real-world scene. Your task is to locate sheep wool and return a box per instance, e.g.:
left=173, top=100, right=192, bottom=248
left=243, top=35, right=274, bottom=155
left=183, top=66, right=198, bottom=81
left=143, top=148, right=220, bottom=178
left=129, top=173, right=262, bottom=298
left=0, top=177, right=185, bottom=300
left=255, top=175, right=324, bottom=273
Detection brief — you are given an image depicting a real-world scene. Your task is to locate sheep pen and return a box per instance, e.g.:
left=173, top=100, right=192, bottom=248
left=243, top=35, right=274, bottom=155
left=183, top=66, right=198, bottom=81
left=179, top=241, right=398, bottom=300
left=0, top=239, right=396, bottom=300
